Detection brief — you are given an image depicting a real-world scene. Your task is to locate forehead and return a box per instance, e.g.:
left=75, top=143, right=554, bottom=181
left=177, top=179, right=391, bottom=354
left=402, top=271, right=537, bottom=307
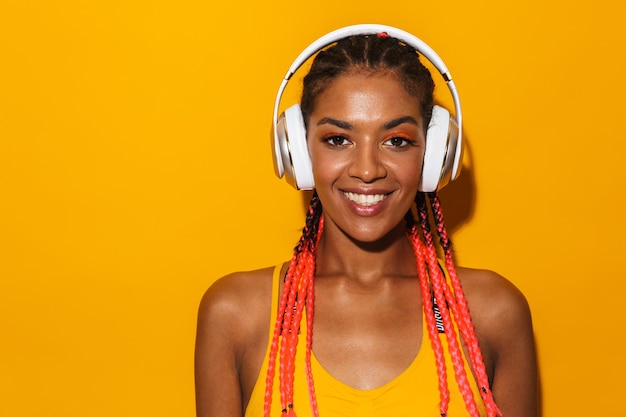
left=310, top=72, right=423, bottom=123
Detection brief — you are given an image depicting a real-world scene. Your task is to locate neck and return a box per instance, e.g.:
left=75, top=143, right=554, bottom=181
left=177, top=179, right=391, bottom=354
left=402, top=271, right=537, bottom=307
left=314, top=221, right=417, bottom=286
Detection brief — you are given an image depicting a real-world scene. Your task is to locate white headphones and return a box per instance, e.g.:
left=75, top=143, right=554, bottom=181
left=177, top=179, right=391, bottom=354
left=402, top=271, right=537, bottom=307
left=271, top=24, right=463, bottom=192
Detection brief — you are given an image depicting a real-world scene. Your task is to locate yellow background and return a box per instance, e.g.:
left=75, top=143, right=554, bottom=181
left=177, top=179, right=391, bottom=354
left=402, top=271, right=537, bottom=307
left=1, top=0, right=624, bottom=416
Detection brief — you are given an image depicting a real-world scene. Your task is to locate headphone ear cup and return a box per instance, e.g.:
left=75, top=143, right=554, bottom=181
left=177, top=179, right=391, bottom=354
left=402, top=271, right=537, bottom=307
left=420, top=105, right=461, bottom=192
left=276, top=104, right=315, bottom=190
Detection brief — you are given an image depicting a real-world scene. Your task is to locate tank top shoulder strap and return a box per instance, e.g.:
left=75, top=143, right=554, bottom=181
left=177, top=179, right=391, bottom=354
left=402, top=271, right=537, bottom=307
left=269, top=263, right=282, bottom=335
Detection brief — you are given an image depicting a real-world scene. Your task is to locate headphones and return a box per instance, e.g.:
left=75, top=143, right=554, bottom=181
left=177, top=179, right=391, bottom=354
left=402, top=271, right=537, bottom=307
left=271, top=24, right=463, bottom=192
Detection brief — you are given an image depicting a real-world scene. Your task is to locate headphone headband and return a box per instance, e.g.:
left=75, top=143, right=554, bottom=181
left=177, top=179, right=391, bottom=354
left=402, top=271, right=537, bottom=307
left=272, top=24, right=463, bottom=189
left=285, top=24, right=450, bottom=81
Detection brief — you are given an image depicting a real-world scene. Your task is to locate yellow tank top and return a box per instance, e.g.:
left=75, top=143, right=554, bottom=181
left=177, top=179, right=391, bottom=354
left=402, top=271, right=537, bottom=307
left=244, top=265, right=487, bottom=417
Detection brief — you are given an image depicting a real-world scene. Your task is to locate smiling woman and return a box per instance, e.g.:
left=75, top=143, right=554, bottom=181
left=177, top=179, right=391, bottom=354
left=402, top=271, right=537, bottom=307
left=194, top=24, right=537, bottom=417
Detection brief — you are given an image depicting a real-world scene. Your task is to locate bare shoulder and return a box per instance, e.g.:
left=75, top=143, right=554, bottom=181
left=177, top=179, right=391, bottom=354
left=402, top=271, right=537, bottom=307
left=455, top=266, right=535, bottom=367
left=200, top=267, right=275, bottom=306
left=195, top=265, right=280, bottom=417
left=197, top=266, right=277, bottom=340
left=457, top=266, right=537, bottom=416
left=456, top=266, right=532, bottom=331
left=195, top=265, right=280, bottom=371
left=456, top=268, right=538, bottom=416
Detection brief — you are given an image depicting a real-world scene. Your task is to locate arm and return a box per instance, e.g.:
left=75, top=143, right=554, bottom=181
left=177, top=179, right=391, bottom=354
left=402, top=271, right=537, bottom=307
left=195, top=276, right=245, bottom=417
left=462, top=269, right=538, bottom=417
left=488, top=280, right=538, bottom=417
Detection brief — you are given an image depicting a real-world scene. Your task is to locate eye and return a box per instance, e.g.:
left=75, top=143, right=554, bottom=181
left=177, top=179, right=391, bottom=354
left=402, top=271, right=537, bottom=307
left=324, top=135, right=351, bottom=147
left=383, top=136, right=414, bottom=148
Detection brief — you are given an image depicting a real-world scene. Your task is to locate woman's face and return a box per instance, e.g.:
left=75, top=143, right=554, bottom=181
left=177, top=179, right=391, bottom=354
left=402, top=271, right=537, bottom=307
left=307, top=71, right=426, bottom=243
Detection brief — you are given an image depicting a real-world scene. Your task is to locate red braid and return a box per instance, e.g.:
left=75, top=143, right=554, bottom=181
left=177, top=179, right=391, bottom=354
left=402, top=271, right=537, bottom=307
left=408, top=225, right=451, bottom=416
left=304, top=216, right=323, bottom=417
left=429, top=194, right=502, bottom=417
left=281, top=256, right=305, bottom=410
left=417, top=201, right=481, bottom=417
left=264, top=252, right=298, bottom=417
left=264, top=195, right=324, bottom=417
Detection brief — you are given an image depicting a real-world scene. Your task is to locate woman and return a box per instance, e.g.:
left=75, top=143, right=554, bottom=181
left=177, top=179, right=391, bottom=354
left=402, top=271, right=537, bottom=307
left=195, top=25, right=537, bottom=417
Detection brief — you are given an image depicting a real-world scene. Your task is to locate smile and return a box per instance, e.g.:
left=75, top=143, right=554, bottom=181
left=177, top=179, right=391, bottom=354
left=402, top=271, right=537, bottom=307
left=343, top=192, right=388, bottom=206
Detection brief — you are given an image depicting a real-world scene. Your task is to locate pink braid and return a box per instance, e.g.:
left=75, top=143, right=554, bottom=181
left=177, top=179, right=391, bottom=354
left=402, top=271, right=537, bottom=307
left=429, top=194, right=501, bottom=417
left=264, top=252, right=299, bottom=417
left=282, top=214, right=324, bottom=416
left=264, top=197, right=323, bottom=417
left=280, top=255, right=306, bottom=411
left=418, top=204, right=481, bottom=417
left=281, top=223, right=319, bottom=413
left=305, top=215, right=324, bottom=417
left=408, top=226, right=451, bottom=416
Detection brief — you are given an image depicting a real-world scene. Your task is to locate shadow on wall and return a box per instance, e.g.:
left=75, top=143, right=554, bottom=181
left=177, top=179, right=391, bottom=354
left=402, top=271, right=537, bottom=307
left=438, top=136, right=477, bottom=236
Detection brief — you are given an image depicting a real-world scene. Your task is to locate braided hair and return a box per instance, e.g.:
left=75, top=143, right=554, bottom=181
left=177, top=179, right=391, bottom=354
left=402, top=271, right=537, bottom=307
left=265, top=33, right=500, bottom=417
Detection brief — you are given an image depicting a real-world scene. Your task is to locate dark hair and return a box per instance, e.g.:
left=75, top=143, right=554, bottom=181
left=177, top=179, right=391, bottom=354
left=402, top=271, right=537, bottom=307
left=300, top=34, right=435, bottom=129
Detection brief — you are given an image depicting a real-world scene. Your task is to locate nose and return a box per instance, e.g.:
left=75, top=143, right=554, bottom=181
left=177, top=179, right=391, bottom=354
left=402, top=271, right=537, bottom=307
left=347, top=143, right=387, bottom=183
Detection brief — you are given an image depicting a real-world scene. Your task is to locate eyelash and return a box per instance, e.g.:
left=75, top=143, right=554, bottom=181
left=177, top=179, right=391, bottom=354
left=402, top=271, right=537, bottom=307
left=322, top=134, right=417, bottom=148
left=383, top=136, right=416, bottom=148
left=324, top=135, right=351, bottom=147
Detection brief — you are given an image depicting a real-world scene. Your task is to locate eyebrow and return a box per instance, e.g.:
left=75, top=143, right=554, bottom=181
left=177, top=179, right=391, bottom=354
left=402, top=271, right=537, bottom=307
left=316, top=117, right=353, bottom=129
left=316, top=116, right=420, bottom=130
left=383, top=116, right=420, bottom=129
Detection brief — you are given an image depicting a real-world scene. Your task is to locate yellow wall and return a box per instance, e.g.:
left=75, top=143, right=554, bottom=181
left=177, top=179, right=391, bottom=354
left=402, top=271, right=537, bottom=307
left=1, top=1, right=624, bottom=416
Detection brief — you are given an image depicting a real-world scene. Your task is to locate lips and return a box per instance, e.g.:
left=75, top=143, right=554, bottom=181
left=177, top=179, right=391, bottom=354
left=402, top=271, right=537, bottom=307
left=343, top=191, right=388, bottom=206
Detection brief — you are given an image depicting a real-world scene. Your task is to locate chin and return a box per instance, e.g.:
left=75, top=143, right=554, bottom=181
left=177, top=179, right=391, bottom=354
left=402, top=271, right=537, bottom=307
left=342, top=221, right=408, bottom=246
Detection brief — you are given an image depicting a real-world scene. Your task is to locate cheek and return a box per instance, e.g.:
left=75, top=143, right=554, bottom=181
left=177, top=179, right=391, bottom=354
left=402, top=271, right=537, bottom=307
left=308, top=146, right=346, bottom=181
left=393, top=155, right=424, bottom=183
left=405, top=170, right=423, bottom=195
left=311, top=159, right=344, bottom=191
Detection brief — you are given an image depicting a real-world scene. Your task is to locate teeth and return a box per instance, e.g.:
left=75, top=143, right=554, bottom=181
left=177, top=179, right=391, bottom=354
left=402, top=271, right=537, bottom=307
left=344, top=192, right=387, bottom=206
